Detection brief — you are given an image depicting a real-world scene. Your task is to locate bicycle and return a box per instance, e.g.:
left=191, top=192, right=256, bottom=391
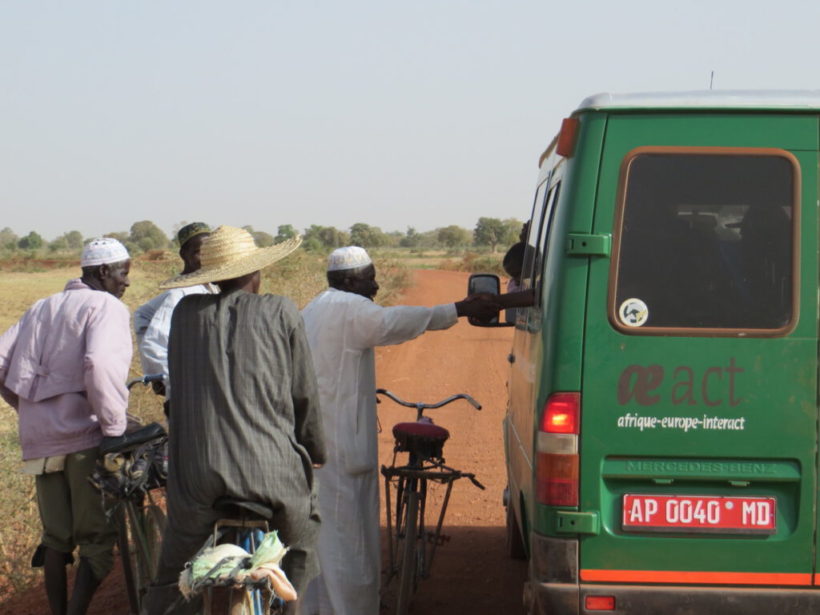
left=180, top=498, right=289, bottom=615
left=186, top=497, right=292, bottom=615
left=90, top=374, right=169, bottom=615
left=377, top=388, right=485, bottom=615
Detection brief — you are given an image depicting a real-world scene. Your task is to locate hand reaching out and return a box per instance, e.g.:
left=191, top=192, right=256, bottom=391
left=455, top=293, right=502, bottom=321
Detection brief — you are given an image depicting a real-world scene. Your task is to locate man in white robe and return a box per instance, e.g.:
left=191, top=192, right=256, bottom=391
left=300, top=247, right=499, bottom=615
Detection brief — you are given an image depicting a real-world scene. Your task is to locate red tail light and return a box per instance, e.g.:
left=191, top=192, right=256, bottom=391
left=540, top=392, right=580, bottom=434
left=585, top=595, right=616, bottom=610
left=537, top=392, right=580, bottom=506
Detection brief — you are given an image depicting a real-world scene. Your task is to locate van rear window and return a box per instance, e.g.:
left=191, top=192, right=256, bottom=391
left=611, top=148, right=798, bottom=335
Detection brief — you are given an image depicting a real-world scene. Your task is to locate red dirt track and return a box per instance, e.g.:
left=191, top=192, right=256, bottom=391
left=375, top=270, right=527, bottom=614
left=2, top=269, right=526, bottom=614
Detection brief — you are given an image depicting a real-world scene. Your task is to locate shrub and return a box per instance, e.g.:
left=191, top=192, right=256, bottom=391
left=439, top=251, right=505, bottom=275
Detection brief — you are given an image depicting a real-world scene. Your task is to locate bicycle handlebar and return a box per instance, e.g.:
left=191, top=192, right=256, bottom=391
left=376, top=388, right=482, bottom=411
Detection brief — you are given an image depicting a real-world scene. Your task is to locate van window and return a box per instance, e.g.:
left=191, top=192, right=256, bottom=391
left=520, top=181, right=548, bottom=292
left=532, top=183, right=560, bottom=303
left=611, top=148, right=798, bottom=334
left=522, top=182, right=560, bottom=304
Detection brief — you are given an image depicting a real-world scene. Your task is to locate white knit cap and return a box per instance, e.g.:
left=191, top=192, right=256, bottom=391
left=327, top=246, right=372, bottom=272
left=81, top=238, right=130, bottom=267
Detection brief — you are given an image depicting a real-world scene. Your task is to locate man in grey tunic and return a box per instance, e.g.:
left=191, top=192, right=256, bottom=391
left=142, top=226, right=324, bottom=615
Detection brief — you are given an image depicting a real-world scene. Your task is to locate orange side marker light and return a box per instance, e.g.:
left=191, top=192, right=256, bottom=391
left=556, top=117, right=579, bottom=157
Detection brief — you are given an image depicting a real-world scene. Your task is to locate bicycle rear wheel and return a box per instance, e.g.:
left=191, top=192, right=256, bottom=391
left=396, top=488, right=419, bottom=615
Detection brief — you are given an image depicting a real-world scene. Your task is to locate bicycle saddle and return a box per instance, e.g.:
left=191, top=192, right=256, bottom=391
left=99, top=422, right=167, bottom=454
left=392, top=421, right=450, bottom=458
left=213, top=497, right=274, bottom=521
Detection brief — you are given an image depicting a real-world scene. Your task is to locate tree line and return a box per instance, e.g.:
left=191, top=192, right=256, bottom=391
left=0, top=217, right=523, bottom=257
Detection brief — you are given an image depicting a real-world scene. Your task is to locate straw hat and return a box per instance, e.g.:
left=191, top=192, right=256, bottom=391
left=159, top=226, right=301, bottom=289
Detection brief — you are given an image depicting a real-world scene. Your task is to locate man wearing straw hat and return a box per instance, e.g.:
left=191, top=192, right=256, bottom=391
left=0, top=238, right=132, bottom=615
left=133, top=222, right=214, bottom=399
left=300, top=246, right=500, bottom=615
left=142, top=226, right=326, bottom=615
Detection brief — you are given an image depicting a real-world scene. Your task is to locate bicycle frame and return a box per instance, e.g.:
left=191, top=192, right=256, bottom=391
left=382, top=456, right=471, bottom=582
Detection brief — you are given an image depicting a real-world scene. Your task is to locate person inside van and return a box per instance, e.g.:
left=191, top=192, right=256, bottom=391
left=492, top=221, right=537, bottom=316
left=502, top=242, right=526, bottom=322
left=503, top=243, right=525, bottom=292
left=737, top=204, right=792, bottom=327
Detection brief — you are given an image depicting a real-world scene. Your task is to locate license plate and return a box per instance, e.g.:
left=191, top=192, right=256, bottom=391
left=622, top=494, right=776, bottom=534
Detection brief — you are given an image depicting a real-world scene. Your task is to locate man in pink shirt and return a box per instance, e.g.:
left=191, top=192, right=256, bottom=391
left=0, top=238, right=133, bottom=615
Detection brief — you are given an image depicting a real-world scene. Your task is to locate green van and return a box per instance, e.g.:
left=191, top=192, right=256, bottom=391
left=472, top=91, right=820, bottom=614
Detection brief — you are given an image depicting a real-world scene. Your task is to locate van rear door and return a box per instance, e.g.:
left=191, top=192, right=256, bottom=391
left=578, top=112, right=819, bottom=587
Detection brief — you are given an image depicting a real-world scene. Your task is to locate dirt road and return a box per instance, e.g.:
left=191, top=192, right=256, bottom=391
left=375, top=269, right=527, bottom=614
left=2, top=269, right=526, bottom=614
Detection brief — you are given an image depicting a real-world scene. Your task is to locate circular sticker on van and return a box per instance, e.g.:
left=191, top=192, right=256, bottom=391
left=619, top=298, right=649, bottom=327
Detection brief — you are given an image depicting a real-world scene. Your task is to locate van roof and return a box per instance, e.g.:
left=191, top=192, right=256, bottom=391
left=576, top=90, right=820, bottom=113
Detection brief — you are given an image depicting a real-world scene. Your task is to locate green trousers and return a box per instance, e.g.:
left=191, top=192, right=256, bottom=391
left=35, top=447, right=117, bottom=580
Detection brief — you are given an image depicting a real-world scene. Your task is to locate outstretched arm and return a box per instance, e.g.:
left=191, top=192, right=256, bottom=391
left=492, top=289, right=536, bottom=309
left=454, top=293, right=503, bottom=320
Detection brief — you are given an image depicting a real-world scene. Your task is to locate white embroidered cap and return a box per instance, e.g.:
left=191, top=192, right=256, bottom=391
left=327, top=246, right=373, bottom=272
left=81, top=238, right=131, bottom=267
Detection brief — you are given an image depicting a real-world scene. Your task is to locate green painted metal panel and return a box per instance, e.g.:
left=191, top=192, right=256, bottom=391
left=575, top=113, right=819, bottom=578
left=595, top=112, right=819, bottom=150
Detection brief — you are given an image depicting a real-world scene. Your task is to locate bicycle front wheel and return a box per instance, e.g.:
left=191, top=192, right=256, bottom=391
left=116, top=506, right=140, bottom=615
left=125, top=500, right=167, bottom=603
left=396, top=488, right=419, bottom=615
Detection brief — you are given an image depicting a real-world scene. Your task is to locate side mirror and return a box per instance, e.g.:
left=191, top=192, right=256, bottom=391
left=468, top=273, right=501, bottom=295
left=467, top=274, right=514, bottom=327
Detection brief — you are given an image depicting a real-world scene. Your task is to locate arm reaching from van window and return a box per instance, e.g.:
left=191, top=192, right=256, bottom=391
left=492, top=289, right=536, bottom=309
left=455, top=293, right=503, bottom=320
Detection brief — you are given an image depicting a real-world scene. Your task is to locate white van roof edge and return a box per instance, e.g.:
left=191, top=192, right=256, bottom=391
left=577, top=90, right=820, bottom=112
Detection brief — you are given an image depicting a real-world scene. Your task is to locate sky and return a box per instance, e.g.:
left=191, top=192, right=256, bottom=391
left=1, top=0, right=819, bottom=241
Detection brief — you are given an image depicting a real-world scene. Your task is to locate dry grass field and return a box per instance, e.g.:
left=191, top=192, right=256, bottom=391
left=382, top=248, right=506, bottom=275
